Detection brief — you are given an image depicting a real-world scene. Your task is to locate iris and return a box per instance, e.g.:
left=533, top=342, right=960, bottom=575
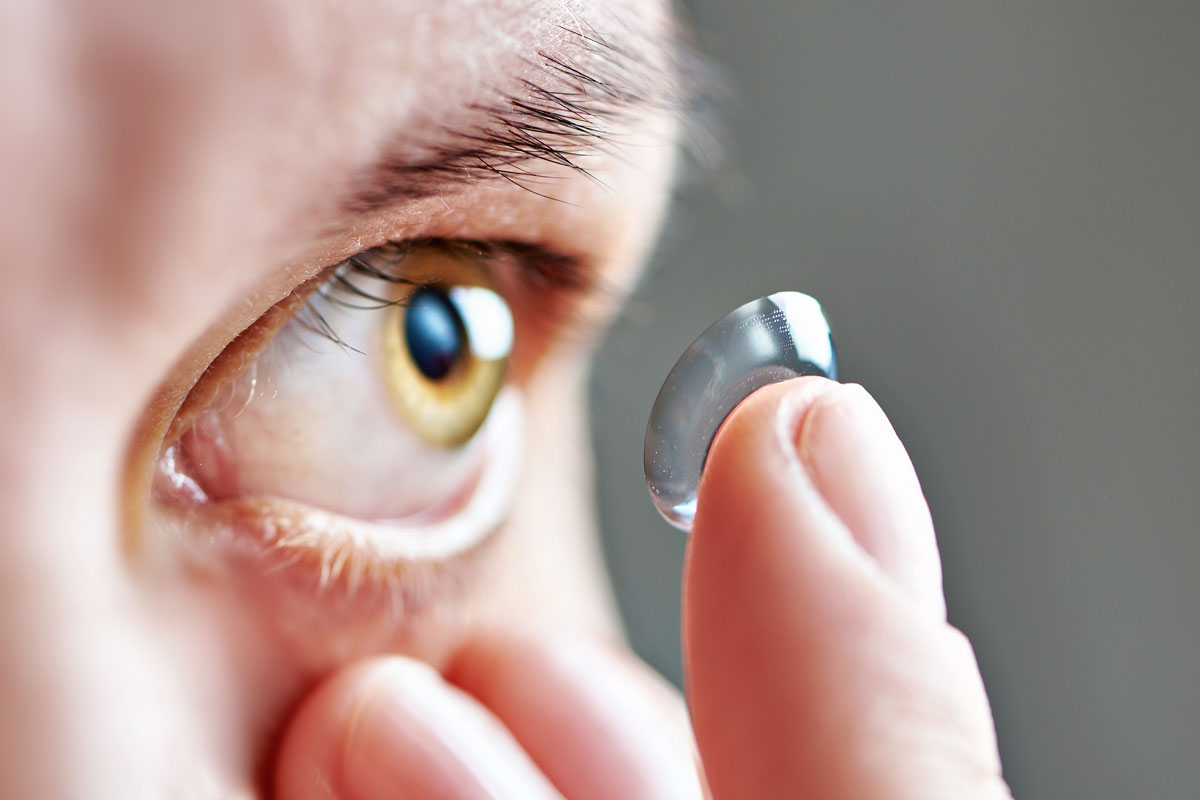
left=379, top=250, right=512, bottom=448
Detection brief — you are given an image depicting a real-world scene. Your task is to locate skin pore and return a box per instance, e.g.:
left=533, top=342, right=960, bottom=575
left=1, top=0, right=1014, bottom=797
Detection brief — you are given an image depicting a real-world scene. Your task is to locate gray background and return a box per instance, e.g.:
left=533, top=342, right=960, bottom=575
left=590, top=2, right=1200, bottom=798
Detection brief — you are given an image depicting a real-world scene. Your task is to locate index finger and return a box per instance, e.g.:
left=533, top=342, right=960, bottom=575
left=683, top=378, right=1010, bottom=799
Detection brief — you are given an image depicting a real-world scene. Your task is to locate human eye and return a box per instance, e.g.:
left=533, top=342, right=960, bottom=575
left=149, top=239, right=578, bottom=627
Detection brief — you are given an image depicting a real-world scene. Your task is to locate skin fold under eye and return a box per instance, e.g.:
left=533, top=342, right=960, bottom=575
left=152, top=243, right=528, bottom=599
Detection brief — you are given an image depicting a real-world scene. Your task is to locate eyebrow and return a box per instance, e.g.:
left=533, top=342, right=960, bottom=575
left=345, top=23, right=689, bottom=212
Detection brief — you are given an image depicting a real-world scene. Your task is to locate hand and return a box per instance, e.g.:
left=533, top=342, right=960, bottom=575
left=274, top=378, right=1012, bottom=799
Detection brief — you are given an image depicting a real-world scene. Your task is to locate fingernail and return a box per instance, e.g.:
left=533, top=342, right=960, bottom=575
left=795, top=384, right=946, bottom=617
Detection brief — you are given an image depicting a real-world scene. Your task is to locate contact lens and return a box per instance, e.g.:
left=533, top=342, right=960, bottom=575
left=643, top=292, right=837, bottom=531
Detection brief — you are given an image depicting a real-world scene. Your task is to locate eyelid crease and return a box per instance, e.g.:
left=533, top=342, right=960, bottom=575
left=361, top=237, right=594, bottom=293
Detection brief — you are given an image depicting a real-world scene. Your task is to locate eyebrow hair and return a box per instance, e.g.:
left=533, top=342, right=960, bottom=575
left=345, top=22, right=692, bottom=212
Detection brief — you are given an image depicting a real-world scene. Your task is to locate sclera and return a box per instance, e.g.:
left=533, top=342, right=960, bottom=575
left=643, top=292, right=837, bottom=531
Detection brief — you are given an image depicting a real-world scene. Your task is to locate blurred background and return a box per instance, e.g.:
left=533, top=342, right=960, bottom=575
left=590, top=2, right=1200, bottom=798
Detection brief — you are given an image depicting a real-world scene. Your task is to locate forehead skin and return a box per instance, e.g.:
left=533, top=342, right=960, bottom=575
left=0, top=0, right=678, bottom=796
left=63, top=0, right=675, bottom=382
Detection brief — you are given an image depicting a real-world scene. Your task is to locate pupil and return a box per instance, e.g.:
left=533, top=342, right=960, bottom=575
left=404, top=287, right=465, bottom=380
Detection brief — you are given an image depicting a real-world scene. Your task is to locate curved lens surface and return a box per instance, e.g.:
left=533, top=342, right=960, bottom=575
left=643, top=292, right=837, bottom=531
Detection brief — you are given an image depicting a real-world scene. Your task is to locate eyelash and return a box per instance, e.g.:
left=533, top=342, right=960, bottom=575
left=293, top=237, right=599, bottom=354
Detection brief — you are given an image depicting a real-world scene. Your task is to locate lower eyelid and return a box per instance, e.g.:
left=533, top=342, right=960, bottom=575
left=155, top=492, right=493, bottom=663
left=153, top=387, right=524, bottom=639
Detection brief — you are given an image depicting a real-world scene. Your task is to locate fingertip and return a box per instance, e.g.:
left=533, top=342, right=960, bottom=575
left=797, top=382, right=946, bottom=618
left=684, top=377, right=1007, bottom=800
left=690, top=377, right=945, bottom=622
left=275, top=657, right=559, bottom=800
left=448, top=630, right=703, bottom=800
left=686, top=376, right=857, bottom=652
left=689, top=375, right=847, bottom=580
left=274, top=659, right=390, bottom=800
left=685, top=377, right=864, bottom=797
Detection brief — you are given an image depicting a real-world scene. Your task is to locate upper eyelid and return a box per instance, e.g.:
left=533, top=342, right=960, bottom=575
left=360, top=237, right=593, bottom=292
left=296, top=237, right=600, bottom=357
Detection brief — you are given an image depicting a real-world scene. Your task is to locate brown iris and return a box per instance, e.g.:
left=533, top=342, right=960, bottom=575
left=380, top=250, right=511, bottom=447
